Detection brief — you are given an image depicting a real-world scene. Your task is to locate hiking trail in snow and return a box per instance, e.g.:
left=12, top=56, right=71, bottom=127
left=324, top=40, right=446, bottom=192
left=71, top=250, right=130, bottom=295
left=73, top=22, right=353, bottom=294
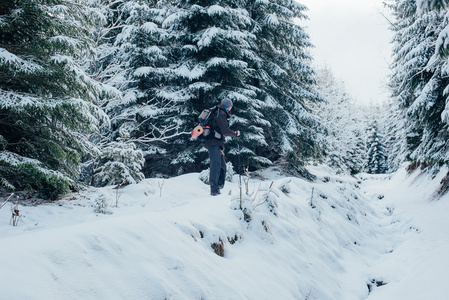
left=0, top=165, right=447, bottom=299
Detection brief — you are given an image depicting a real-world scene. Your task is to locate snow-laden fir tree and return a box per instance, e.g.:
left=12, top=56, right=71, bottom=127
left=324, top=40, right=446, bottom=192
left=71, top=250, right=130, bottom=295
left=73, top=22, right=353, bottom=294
left=151, top=0, right=265, bottom=174
left=387, top=0, right=449, bottom=167
left=92, top=0, right=322, bottom=176
left=345, top=129, right=367, bottom=175
left=76, top=0, right=124, bottom=186
left=365, top=120, right=388, bottom=174
left=156, top=0, right=323, bottom=175
left=94, top=128, right=144, bottom=186
left=247, top=0, right=323, bottom=170
left=384, top=99, right=408, bottom=172
left=0, top=0, right=107, bottom=198
left=312, top=67, right=366, bottom=175
left=92, top=0, right=186, bottom=178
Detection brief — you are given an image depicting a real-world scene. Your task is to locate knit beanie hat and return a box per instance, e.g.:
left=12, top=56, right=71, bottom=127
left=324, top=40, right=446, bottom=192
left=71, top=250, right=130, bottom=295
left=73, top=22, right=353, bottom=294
left=221, top=98, right=233, bottom=109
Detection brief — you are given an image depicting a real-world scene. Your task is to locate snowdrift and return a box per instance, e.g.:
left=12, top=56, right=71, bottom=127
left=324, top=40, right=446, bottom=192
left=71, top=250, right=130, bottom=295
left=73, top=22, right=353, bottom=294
left=0, top=165, right=448, bottom=299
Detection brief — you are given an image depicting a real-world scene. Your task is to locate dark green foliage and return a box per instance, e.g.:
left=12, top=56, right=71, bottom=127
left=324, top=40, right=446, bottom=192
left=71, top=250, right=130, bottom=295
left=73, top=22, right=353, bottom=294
left=0, top=0, right=104, bottom=198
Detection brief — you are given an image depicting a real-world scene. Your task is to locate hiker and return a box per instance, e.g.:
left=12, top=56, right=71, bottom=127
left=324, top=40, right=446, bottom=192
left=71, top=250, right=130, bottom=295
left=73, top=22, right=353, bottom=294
left=205, top=98, right=240, bottom=196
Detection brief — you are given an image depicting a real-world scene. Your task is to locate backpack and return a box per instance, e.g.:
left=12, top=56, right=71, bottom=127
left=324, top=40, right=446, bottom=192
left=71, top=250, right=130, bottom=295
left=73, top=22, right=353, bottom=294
left=191, top=106, right=220, bottom=140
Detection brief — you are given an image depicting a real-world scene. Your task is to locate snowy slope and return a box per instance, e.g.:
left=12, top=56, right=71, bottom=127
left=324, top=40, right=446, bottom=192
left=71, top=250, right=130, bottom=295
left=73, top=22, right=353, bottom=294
left=362, top=167, right=449, bottom=300
left=0, top=165, right=447, bottom=300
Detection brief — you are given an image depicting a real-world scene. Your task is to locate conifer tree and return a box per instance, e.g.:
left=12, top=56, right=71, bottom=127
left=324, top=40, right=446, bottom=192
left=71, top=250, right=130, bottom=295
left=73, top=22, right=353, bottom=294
left=161, top=0, right=322, bottom=175
left=91, top=0, right=187, bottom=178
left=346, top=129, right=366, bottom=175
left=248, top=0, right=323, bottom=170
left=384, top=99, right=407, bottom=172
left=157, top=0, right=266, bottom=173
left=0, top=0, right=106, bottom=198
left=94, top=128, right=144, bottom=186
left=387, top=0, right=449, bottom=166
left=365, top=121, right=388, bottom=174
left=93, top=0, right=322, bottom=176
left=313, top=67, right=366, bottom=175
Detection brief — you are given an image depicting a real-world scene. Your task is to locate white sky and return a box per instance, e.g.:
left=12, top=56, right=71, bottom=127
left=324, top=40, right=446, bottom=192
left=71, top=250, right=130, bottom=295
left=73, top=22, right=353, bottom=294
left=299, top=0, right=393, bottom=105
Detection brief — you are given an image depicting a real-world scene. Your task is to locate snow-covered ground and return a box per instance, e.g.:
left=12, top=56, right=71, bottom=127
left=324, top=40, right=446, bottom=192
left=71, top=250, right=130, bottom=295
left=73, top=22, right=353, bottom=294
left=0, top=165, right=448, bottom=300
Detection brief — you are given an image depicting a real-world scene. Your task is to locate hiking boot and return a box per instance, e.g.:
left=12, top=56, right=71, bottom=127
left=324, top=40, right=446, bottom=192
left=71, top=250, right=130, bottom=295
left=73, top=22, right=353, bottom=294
left=211, top=190, right=221, bottom=196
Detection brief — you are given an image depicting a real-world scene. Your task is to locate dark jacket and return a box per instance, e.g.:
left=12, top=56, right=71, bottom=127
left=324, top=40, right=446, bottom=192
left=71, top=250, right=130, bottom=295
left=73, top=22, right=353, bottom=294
left=204, top=104, right=237, bottom=148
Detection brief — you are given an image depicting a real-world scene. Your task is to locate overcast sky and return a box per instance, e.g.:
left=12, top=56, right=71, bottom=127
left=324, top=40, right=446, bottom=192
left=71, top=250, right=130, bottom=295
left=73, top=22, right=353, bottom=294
left=299, top=0, right=393, bottom=106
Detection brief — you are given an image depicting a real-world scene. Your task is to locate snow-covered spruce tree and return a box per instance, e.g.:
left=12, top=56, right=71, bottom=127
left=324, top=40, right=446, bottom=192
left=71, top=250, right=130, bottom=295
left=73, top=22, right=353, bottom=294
left=74, top=0, right=120, bottom=186
left=313, top=67, right=366, bottom=175
left=92, top=0, right=186, bottom=178
left=384, top=99, right=408, bottom=172
left=0, top=0, right=107, bottom=198
left=246, top=0, right=323, bottom=173
left=157, top=0, right=323, bottom=176
left=365, top=120, right=388, bottom=174
left=92, top=0, right=321, bottom=177
left=149, top=0, right=265, bottom=174
left=312, top=68, right=346, bottom=173
left=345, top=128, right=367, bottom=175
left=388, top=0, right=449, bottom=167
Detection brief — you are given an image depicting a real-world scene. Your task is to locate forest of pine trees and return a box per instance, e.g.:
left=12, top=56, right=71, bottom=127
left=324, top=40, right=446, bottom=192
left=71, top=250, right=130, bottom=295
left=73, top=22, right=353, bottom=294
left=1, top=0, right=449, bottom=198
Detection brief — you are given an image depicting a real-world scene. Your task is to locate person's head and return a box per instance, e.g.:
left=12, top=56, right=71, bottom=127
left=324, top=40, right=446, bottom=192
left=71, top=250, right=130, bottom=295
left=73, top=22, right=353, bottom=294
left=221, top=98, right=233, bottom=112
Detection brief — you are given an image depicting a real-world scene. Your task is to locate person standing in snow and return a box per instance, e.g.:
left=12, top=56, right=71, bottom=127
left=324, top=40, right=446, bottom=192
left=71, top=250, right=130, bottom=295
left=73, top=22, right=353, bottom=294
left=205, top=98, right=240, bottom=196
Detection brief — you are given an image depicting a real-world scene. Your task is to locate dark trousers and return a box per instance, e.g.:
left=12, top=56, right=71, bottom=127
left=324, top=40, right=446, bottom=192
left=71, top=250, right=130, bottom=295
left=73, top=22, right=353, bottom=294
left=208, top=145, right=226, bottom=193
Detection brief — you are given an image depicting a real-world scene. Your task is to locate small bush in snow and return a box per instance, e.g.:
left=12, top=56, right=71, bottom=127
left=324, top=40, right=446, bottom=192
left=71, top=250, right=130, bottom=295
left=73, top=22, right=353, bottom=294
left=199, top=169, right=209, bottom=184
left=94, top=194, right=113, bottom=215
left=198, top=162, right=235, bottom=185
left=230, top=195, right=252, bottom=222
left=94, top=129, right=144, bottom=187
left=279, top=180, right=292, bottom=194
left=225, top=161, right=234, bottom=182
left=251, top=182, right=279, bottom=215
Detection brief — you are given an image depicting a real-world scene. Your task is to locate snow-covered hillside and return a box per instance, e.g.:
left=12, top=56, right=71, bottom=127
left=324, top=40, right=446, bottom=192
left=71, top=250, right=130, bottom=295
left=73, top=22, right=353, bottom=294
left=0, top=165, right=448, bottom=300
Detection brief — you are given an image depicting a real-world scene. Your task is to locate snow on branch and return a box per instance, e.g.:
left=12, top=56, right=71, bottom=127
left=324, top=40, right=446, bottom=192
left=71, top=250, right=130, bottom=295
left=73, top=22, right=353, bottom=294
left=0, top=48, right=43, bottom=73
left=0, top=90, right=66, bottom=110
left=141, top=22, right=160, bottom=34
left=41, top=4, right=69, bottom=14
left=48, top=35, right=81, bottom=49
left=174, top=64, right=207, bottom=81
left=0, top=151, right=71, bottom=183
left=407, top=77, right=439, bottom=116
left=417, top=0, right=449, bottom=14
left=0, top=89, right=108, bottom=129
left=264, top=14, right=280, bottom=27
left=196, top=27, right=221, bottom=49
left=206, top=57, right=248, bottom=69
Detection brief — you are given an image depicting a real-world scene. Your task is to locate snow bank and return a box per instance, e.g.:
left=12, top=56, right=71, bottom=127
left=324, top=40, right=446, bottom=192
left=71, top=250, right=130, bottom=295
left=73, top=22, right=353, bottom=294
left=0, top=165, right=447, bottom=299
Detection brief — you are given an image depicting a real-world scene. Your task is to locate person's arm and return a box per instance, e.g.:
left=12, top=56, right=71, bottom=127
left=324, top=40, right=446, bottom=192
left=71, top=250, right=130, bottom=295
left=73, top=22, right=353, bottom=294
left=216, top=111, right=239, bottom=137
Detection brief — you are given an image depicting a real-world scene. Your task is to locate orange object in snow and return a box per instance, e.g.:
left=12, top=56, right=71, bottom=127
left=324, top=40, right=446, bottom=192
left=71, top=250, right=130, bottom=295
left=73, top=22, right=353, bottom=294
left=191, top=125, right=204, bottom=138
